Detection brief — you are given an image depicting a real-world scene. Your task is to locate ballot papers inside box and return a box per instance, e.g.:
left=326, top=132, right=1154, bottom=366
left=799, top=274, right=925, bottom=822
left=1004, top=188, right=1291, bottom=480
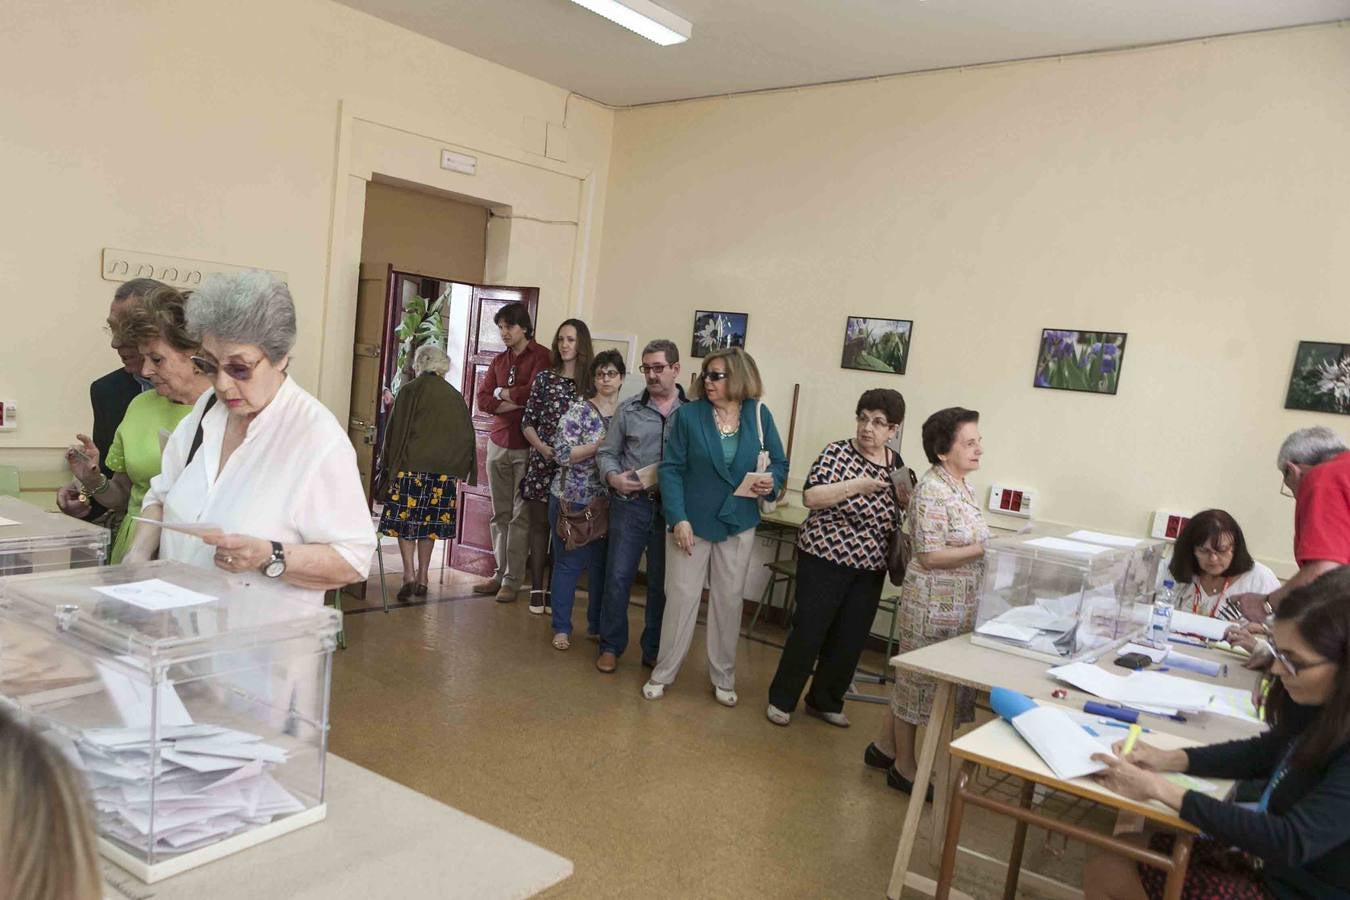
left=973, top=526, right=1165, bottom=663
left=0, top=560, right=339, bottom=883
left=0, top=495, right=108, bottom=577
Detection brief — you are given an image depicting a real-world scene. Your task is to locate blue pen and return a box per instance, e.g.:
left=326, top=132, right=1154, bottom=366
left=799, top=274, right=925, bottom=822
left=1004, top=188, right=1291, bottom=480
left=1096, top=718, right=1153, bottom=733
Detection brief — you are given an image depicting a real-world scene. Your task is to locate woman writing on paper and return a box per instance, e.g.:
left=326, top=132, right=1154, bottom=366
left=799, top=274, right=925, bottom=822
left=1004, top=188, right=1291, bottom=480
left=1084, top=567, right=1350, bottom=900
left=865, top=407, right=988, bottom=798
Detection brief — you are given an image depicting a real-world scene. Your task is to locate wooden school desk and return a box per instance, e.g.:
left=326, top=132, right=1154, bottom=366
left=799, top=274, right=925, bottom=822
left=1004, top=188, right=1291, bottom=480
left=934, top=714, right=1232, bottom=900
left=886, top=636, right=1262, bottom=899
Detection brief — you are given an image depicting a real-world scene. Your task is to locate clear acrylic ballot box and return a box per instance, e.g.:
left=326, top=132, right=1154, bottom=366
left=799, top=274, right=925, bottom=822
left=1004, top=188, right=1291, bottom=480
left=971, top=527, right=1164, bottom=662
left=0, top=560, right=339, bottom=883
left=0, top=495, right=108, bottom=576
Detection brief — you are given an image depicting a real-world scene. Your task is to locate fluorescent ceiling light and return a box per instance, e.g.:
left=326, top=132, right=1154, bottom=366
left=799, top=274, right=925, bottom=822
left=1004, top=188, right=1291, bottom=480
left=567, top=0, right=691, bottom=46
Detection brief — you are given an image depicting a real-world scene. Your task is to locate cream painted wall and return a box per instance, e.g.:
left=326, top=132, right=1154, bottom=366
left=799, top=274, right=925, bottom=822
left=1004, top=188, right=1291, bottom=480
left=0, top=0, right=612, bottom=473
left=359, top=181, right=487, bottom=282
left=593, top=24, right=1350, bottom=574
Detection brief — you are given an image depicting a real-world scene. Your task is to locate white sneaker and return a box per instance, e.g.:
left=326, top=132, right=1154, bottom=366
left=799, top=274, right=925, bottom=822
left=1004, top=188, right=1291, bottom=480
left=766, top=704, right=791, bottom=726
left=527, top=591, right=546, bottom=615
left=642, top=680, right=665, bottom=701
left=714, top=686, right=738, bottom=708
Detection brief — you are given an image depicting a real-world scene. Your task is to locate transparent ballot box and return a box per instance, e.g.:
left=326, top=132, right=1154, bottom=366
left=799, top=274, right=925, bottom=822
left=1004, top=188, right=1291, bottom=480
left=971, top=527, right=1164, bottom=662
left=0, top=560, right=339, bottom=883
left=0, top=495, right=108, bottom=575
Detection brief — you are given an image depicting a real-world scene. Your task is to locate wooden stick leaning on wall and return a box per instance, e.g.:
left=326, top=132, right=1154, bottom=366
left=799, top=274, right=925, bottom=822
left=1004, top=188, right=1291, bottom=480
left=776, top=383, right=799, bottom=503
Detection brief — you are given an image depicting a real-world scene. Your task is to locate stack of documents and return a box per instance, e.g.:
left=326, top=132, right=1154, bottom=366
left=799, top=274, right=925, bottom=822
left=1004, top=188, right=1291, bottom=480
left=990, top=687, right=1106, bottom=780
left=1048, top=661, right=1261, bottom=722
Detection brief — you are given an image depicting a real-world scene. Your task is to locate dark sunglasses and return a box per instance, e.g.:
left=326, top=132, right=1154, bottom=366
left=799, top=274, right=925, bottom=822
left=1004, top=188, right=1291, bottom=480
left=192, top=355, right=264, bottom=382
left=700, top=371, right=729, bottom=382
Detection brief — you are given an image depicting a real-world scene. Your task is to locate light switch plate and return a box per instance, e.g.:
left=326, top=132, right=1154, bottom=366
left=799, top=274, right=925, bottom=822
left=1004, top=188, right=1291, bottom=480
left=1151, top=510, right=1193, bottom=541
left=0, top=399, right=15, bottom=431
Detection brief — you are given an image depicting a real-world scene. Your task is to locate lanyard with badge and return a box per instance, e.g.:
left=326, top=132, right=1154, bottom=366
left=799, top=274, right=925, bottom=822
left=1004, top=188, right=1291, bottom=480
left=1190, top=576, right=1234, bottom=616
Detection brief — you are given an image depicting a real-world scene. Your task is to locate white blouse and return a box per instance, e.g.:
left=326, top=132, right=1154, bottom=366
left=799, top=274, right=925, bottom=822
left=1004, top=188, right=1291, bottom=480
left=144, top=377, right=376, bottom=606
left=1173, top=562, right=1281, bottom=620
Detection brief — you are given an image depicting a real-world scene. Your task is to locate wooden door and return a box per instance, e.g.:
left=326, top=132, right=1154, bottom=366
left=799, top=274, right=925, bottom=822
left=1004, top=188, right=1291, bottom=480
left=451, top=285, right=541, bottom=575
left=347, top=262, right=393, bottom=500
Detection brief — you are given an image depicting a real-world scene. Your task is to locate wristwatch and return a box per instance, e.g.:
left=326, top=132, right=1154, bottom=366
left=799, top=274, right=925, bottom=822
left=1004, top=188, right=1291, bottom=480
left=261, top=541, right=286, bottom=578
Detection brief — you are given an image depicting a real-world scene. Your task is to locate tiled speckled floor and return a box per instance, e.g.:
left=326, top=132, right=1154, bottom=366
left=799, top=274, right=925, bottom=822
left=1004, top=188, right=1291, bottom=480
left=328, top=559, right=1098, bottom=898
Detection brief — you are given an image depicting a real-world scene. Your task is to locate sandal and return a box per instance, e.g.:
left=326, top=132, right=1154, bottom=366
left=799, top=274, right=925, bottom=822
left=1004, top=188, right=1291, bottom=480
left=552, top=633, right=571, bottom=650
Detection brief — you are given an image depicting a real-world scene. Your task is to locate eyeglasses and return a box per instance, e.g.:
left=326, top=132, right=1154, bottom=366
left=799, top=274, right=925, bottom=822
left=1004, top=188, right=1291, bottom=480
left=1268, top=641, right=1333, bottom=677
left=1194, top=545, right=1234, bottom=558
left=1280, top=479, right=1294, bottom=499
left=638, top=364, right=670, bottom=375
left=192, top=355, right=264, bottom=382
left=594, top=369, right=622, bottom=381
left=856, top=414, right=893, bottom=430
left=700, top=371, right=729, bottom=382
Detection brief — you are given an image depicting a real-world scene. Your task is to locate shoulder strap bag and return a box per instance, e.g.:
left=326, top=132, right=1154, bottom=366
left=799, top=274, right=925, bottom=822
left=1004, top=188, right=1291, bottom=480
left=754, top=401, right=779, bottom=515
left=886, top=448, right=918, bottom=586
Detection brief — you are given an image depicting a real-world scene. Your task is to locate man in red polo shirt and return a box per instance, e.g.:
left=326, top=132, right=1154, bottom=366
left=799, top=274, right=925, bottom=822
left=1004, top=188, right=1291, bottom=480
left=473, top=303, right=551, bottom=602
left=1235, top=426, right=1350, bottom=620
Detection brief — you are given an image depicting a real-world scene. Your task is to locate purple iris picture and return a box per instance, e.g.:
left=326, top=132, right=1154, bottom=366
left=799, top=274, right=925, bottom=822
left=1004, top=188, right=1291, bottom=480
left=1033, top=329, right=1127, bottom=395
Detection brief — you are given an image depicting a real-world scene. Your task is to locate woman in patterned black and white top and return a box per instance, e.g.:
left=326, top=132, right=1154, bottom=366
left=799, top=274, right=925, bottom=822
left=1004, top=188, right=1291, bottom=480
left=766, top=389, right=908, bottom=728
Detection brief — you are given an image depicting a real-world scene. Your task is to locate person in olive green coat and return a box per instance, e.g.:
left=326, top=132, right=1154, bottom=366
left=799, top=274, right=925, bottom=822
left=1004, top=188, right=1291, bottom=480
left=378, top=344, right=475, bottom=599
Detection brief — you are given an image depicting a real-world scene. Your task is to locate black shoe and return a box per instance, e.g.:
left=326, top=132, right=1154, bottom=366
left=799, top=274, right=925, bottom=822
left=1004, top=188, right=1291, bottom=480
left=864, top=742, right=896, bottom=771
left=397, top=583, right=414, bottom=601
left=413, top=583, right=428, bottom=597
left=887, top=766, right=935, bottom=803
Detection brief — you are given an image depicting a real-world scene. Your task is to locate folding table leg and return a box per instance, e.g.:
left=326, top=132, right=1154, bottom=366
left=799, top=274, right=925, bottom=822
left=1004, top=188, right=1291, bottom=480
left=1162, top=833, right=1194, bottom=900
left=935, top=761, right=973, bottom=899
left=1002, top=778, right=1036, bottom=899
left=887, top=680, right=954, bottom=899
left=928, top=687, right=959, bottom=867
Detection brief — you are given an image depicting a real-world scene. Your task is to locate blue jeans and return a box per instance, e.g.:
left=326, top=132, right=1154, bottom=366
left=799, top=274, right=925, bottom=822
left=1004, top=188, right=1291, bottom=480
left=599, top=492, right=666, bottom=661
left=547, top=495, right=608, bottom=636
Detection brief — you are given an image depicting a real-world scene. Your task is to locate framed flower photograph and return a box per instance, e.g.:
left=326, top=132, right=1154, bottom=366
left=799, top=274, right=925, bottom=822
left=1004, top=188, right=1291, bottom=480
left=690, top=310, right=748, bottom=358
left=1033, top=329, right=1126, bottom=395
left=841, top=316, right=913, bottom=375
left=1285, top=341, right=1350, bottom=416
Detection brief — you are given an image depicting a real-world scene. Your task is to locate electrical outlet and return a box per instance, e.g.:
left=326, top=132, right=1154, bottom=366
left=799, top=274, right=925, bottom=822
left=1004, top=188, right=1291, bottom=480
left=1150, top=510, right=1192, bottom=541
left=988, top=484, right=1034, bottom=518
left=0, top=399, right=14, bottom=431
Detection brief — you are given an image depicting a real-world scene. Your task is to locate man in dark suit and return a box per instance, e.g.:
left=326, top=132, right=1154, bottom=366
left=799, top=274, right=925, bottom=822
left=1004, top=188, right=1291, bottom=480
left=57, top=278, right=164, bottom=520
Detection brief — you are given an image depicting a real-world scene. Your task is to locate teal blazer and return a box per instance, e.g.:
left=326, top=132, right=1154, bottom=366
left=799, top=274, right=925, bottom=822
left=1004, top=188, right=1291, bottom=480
left=660, top=399, right=789, bottom=542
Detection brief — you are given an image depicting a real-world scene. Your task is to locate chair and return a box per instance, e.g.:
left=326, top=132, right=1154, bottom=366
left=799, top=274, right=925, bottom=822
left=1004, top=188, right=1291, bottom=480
left=324, top=531, right=392, bottom=650
left=744, top=558, right=797, bottom=644
left=0, top=466, right=19, bottom=499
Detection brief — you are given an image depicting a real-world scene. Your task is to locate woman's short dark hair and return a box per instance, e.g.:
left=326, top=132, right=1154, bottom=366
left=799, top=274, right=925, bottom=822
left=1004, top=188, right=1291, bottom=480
left=856, top=389, right=905, bottom=426
left=493, top=302, right=533, bottom=339
left=1268, top=566, right=1350, bottom=770
left=551, top=318, right=595, bottom=397
left=587, top=350, right=625, bottom=398
left=921, top=407, right=979, bottom=465
left=1167, top=509, right=1257, bottom=584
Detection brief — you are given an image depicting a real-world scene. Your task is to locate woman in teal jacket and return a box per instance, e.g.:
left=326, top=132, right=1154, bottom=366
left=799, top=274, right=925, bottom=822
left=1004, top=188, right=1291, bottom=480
left=643, top=347, right=788, bottom=707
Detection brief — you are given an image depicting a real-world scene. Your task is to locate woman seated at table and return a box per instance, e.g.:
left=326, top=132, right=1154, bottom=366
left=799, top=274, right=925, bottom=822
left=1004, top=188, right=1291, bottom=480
left=1084, top=566, right=1350, bottom=900
left=866, top=407, right=988, bottom=797
left=129, top=271, right=376, bottom=604
left=1167, top=509, right=1280, bottom=622
left=766, top=388, right=907, bottom=728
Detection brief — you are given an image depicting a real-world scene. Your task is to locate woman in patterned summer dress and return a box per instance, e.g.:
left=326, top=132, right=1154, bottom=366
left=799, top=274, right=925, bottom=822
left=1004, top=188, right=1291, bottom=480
left=766, top=388, right=909, bottom=728
left=378, top=344, right=475, bottom=600
left=520, top=319, right=594, bottom=614
left=546, top=350, right=624, bottom=650
left=865, top=406, right=989, bottom=798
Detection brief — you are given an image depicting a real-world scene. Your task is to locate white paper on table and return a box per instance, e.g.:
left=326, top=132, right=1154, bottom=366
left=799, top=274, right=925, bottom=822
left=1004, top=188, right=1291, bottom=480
left=1170, top=610, right=1230, bottom=641
left=128, top=516, right=225, bottom=539
left=95, top=661, right=194, bottom=729
left=1047, top=662, right=1216, bottom=713
left=1119, top=642, right=1169, bottom=664
left=1203, top=684, right=1262, bottom=723
left=976, top=621, right=1039, bottom=643
left=732, top=471, right=774, bottom=498
left=1067, top=530, right=1143, bottom=548
left=1025, top=537, right=1111, bottom=556
left=997, top=605, right=1077, bottom=633
left=93, top=578, right=217, bottom=612
left=635, top=464, right=659, bottom=489
left=1008, top=706, right=1108, bottom=780
left=0, top=516, right=19, bottom=527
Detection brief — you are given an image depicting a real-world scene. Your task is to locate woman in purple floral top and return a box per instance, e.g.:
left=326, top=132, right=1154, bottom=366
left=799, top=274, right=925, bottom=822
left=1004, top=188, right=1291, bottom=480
left=546, top=350, right=624, bottom=650
left=521, top=319, right=593, bottom=614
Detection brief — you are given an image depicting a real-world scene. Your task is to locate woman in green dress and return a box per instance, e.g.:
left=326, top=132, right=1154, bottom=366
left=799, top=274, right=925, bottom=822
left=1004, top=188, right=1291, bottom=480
left=66, top=286, right=212, bottom=562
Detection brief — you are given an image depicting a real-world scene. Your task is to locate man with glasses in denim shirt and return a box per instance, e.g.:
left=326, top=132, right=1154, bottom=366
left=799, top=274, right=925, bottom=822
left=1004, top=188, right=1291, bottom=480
left=592, top=339, right=687, bottom=673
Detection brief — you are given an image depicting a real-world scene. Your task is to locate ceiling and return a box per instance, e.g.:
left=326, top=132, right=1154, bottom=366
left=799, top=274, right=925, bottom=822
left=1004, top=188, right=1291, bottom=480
left=336, top=0, right=1350, bottom=106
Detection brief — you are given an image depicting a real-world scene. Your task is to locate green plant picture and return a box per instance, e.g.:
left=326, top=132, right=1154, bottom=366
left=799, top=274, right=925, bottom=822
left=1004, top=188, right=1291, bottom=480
left=841, top=317, right=912, bottom=375
left=1034, top=329, right=1126, bottom=395
left=1285, top=341, right=1350, bottom=416
left=391, top=289, right=449, bottom=393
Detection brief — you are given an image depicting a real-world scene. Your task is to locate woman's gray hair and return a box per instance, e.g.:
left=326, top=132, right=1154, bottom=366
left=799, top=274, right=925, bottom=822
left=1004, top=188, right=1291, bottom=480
left=186, top=271, right=296, bottom=363
left=1277, top=426, right=1349, bottom=470
left=412, top=343, right=451, bottom=377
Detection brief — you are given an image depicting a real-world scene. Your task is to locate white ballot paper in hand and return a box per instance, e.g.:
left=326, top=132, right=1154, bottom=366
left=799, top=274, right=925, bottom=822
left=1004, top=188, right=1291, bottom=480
left=129, top=516, right=224, bottom=539
left=733, top=472, right=774, bottom=498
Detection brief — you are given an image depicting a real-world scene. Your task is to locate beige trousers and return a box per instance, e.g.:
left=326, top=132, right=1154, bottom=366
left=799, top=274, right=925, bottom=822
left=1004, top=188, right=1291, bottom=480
left=486, top=442, right=531, bottom=589
left=650, top=528, right=755, bottom=691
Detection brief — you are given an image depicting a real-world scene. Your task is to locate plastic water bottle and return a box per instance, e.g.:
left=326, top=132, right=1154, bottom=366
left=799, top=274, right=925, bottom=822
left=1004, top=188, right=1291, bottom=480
left=1148, top=580, right=1176, bottom=649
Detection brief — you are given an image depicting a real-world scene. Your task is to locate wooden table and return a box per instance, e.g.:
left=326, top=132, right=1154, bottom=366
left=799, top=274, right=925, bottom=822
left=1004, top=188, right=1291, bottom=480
left=103, top=755, right=573, bottom=900
left=886, top=636, right=1262, bottom=899
left=935, top=713, right=1231, bottom=900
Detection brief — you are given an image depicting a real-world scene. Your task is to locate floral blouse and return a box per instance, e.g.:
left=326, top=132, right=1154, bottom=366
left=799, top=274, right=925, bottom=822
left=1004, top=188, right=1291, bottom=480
left=910, top=465, right=990, bottom=577
left=551, top=400, right=611, bottom=506
left=520, top=369, right=578, bottom=501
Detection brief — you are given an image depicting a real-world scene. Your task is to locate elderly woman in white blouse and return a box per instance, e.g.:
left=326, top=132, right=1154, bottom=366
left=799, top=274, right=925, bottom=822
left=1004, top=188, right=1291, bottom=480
left=127, top=271, right=376, bottom=604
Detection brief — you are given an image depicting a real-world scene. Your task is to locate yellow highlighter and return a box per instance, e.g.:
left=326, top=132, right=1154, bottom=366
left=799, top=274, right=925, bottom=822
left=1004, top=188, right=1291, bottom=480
left=1121, top=723, right=1143, bottom=756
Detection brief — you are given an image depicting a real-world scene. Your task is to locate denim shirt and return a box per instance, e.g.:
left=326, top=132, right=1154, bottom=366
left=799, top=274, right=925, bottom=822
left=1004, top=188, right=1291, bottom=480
left=595, top=386, right=687, bottom=482
left=551, top=400, right=611, bottom=505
